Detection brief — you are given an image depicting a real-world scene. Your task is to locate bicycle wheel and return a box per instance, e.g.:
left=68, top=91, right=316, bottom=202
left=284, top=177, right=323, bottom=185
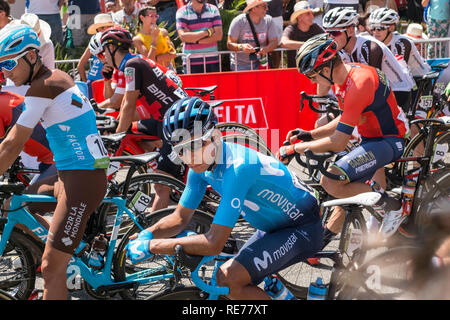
left=338, top=210, right=368, bottom=268
left=104, top=173, right=187, bottom=237
left=0, top=229, right=36, bottom=300
left=414, top=169, right=450, bottom=232
left=148, top=285, right=229, bottom=300
left=399, top=130, right=450, bottom=178
left=335, top=246, right=421, bottom=300
left=216, top=122, right=263, bottom=141
left=222, top=134, right=274, bottom=157
left=113, top=207, right=214, bottom=300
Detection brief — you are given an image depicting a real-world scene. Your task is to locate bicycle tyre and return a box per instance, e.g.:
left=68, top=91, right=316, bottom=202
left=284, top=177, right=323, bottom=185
left=148, top=285, right=229, bottom=300
left=338, top=210, right=368, bottom=268
left=0, top=289, right=17, bottom=300
left=335, top=246, right=421, bottom=300
left=216, top=123, right=269, bottom=150
left=113, top=207, right=214, bottom=300
left=399, top=130, right=449, bottom=179
left=0, top=229, right=36, bottom=300
left=222, top=134, right=274, bottom=157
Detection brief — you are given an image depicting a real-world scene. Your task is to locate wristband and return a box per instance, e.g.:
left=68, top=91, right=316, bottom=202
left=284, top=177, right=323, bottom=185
left=238, top=44, right=242, bottom=51
left=207, top=28, right=212, bottom=37
left=150, top=44, right=157, bottom=50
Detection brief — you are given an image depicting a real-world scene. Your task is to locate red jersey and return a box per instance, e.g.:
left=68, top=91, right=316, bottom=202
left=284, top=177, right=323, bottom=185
left=0, top=91, right=53, bottom=164
left=334, top=63, right=409, bottom=139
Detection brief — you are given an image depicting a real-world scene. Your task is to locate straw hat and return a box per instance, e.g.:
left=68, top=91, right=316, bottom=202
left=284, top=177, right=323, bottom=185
left=243, top=0, right=271, bottom=13
left=405, top=23, right=428, bottom=40
left=87, top=13, right=116, bottom=35
left=290, top=1, right=313, bottom=24
left=19, top=13, right=52, bottom=44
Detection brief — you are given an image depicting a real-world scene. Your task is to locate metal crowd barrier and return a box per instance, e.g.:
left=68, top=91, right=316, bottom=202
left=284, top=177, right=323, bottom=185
left=55, top=37, right=450, bottom=76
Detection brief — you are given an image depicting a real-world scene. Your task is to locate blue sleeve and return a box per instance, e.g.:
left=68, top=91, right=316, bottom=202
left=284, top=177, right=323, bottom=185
left=179, top=169, right=208, bottom=210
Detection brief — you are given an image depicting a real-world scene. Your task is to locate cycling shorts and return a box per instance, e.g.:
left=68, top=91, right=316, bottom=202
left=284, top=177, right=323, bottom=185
left=134, top=118, right=185, bottom=179
left=234, top=220, right=323, bottom=285
left=25, top=169, right=107, bottom=254
left=333, top=136, right=405, bottom=182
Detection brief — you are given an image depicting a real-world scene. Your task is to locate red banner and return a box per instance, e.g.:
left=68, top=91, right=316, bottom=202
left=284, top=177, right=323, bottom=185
left=180, top=68, right=318, bottom=151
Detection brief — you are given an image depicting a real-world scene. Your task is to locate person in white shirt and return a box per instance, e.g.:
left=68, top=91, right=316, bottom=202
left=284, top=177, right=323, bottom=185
left=112, top=0, right=140, bottom=31
left=25, top=0, right=63, bottom=44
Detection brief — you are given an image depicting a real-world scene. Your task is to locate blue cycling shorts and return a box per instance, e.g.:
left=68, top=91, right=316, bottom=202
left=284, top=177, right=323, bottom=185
left=333, top=136, right=405, bottom=182
left=234, top=220, right=323, bottom=285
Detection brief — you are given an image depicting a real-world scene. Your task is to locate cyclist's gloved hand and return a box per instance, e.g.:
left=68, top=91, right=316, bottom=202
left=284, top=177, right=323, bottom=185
left=291, top=128, right=313, bottom=142
left=125, top=231, right=154, bottom=264
left=276, top=145, right=296, bottom=163
left=101, top=66, right=114, bottom=80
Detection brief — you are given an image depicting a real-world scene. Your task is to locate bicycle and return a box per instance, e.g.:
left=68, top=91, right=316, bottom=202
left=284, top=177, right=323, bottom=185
left=0, top=152, right=215, bottom=300
left=332, top=174, right=450, bottom=300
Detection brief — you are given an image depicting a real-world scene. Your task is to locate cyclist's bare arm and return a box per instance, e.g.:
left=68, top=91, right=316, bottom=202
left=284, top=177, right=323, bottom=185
left=116, top=89, right=140, bottom=132
left=310, top=115, right=341, bottom=139
left=0, top=124, right=33, bottom=175
left=98, top=92, right=124, bottom=110
left=293, top=129, right=350, bottom=154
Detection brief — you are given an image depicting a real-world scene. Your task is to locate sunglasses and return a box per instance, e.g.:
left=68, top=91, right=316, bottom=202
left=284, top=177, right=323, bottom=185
left=326, top=29, right=346, bottom=37
left=173, top=129, right=214, bottom=158
left=97, top=51, right=105, bottom=60
left=0, top=51, right=29, bottom=72
left=371, top=26, right=388, bottom=32
left=146, top=13, right=159, bottom=18
left=257, top=4, right=268, bottom=9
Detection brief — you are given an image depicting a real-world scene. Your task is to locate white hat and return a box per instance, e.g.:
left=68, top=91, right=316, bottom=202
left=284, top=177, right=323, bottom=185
left=243, top=0, right=271, bottom=13
left=405, top=23, right=428, bottom=40
left=20, top=13, right=52, bottom=44
left=290, top=1, right=313, bottom=24
left=87, top=13, right=116, bottom=35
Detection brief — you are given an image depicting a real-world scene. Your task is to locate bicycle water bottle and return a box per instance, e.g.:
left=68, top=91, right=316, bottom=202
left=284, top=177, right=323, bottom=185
left=263, top=275, right=296, bottom=300
left=307, top=277, right=327, bottom=300
left=88, top=234, right=108, bottom=270
left=401, top=173, right=419, bottom=217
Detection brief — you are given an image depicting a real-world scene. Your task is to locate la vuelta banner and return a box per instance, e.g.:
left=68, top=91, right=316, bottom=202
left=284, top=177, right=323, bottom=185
left=179, top=68, right=318, bottom=152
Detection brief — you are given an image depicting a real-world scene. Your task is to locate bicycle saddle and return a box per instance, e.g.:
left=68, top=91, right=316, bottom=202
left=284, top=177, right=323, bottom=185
left=101, top=132, right=126, bottom=142
left=322, top=192, right=381, bottom=208
left=110, top=152, right=159, bottom=166
left=184, top=85, right=218, bottom=94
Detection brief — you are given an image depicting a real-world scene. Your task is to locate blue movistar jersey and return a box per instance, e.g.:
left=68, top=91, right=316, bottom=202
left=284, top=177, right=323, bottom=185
left=179, top=142, right=320, bottom=232
left=16, top=69, right=109, bottom=171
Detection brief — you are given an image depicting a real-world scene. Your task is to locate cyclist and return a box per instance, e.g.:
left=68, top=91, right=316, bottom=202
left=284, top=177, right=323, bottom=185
left=278, top=34, right=409, bottom=240
left=368, top=8, right=431, bottom=79
left=0, top=24, right=108, bottom=300
left=321, top=7, right=415, bottom=114
left=0, top=88, right=56, bottom=181
left=99, top=27, right=188, bottom=212
left=125, top=97, right=323, bottom=300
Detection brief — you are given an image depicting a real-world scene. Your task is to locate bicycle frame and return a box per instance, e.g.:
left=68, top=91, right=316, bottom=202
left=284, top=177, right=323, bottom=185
left=0, top=193, right=176, bottom=291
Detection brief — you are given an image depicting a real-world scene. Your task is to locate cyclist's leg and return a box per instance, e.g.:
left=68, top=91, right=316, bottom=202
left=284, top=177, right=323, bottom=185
left=217, top=221, right=323, bottom=299
left=41, top=169, right=106, bottom=300
left=136, top=118, right=186, bottom=212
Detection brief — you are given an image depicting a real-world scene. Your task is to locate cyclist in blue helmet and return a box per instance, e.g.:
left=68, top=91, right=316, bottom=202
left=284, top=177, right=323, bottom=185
left=0, top=24, right=108, bottom=299
left=125, top=96, right=323, bottom=300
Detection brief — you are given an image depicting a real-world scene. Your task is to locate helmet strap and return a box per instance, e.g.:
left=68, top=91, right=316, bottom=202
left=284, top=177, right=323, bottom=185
left=382, top=30, right=391, bottom=43
left=107, top=45, right=121, bottom=70
left=206, top=134, right=221, bottom=172
left=317, top=59, right=335, bottom=86
left=342, top=30, right=351, bottom=51
left=22, top=50, right=39, bottom=85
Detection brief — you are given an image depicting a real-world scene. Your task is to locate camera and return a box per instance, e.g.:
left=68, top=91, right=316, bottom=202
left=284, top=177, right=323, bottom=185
left=249, top=47, right=260, bottom=61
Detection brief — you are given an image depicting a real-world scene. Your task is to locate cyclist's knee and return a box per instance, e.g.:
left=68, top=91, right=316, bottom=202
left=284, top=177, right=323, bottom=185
left=41, top=247, right=72, bottom=280
left=217, top=259, right=251, bottom=294
left=320, top=167, right=348, bottom=197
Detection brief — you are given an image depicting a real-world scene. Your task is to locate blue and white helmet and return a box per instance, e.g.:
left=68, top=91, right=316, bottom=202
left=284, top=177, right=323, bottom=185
left=89, top=33, right=103, bottom=56
left=0, top=24, right=40, bottom=58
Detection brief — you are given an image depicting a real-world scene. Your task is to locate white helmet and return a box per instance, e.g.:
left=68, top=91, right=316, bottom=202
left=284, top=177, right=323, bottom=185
left=368, top=8, right=399, bottom=27
left=322, top=7, right=359, bottom=29
left=89, top=33, right=103, bottom=56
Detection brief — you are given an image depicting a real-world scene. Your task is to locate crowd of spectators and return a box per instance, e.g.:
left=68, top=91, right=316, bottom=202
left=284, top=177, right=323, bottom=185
left=0, top=0, right=449, bottom=75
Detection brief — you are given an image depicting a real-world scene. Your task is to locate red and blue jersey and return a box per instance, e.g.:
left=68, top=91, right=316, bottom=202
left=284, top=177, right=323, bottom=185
left=334, top=63, right=409, bottom=139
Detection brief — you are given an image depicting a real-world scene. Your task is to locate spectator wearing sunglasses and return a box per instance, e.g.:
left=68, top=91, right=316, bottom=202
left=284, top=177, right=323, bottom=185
left=133, top=6, right=177, bottom=70
left=280, top=1, right=325, bottom=68
left=322, top=7, right=414, bottom=113
left=369, top=7, right=430, bottom=78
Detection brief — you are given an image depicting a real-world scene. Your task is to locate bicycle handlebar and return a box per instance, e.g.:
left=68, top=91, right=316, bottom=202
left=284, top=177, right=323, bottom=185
left=300, top=91, right=341, bottom=118
left=301, top=149, right=347, bottom=181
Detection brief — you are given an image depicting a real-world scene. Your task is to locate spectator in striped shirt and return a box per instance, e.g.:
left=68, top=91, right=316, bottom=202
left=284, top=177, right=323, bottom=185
left=176, top=0, right=223, bottom=74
